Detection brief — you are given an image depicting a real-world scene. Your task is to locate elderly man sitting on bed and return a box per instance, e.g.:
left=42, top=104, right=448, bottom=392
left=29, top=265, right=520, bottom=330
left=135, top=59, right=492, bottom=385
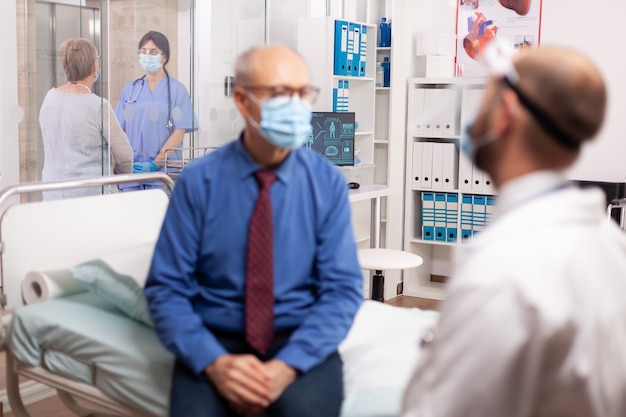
left=144, top=45, right=363, bottom=417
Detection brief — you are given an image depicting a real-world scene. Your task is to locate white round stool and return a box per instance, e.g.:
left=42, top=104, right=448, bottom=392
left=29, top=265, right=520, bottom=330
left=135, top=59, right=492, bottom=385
left=358, top=248, right=424, bottom=302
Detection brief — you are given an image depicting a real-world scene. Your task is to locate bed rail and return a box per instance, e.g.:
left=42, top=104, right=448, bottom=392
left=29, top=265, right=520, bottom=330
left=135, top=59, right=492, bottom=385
left=162, top=146, right=216, bottom=179
left=0, top=173, right=174, bottom=209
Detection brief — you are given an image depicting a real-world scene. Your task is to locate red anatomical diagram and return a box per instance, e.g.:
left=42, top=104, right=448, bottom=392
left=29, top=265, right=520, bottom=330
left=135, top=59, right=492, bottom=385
left=463, top=12, right=498, bottom=60
left=499, top=0, right=530, bottom=16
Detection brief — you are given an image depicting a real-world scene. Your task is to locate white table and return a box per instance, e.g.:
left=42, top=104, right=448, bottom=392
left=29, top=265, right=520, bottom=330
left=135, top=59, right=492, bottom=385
left=358, top=248, right=424, bottom=302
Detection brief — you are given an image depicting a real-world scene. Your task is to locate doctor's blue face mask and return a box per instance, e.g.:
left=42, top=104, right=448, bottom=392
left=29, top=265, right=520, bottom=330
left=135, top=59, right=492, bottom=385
left=246, top=94, right=313, bottom=150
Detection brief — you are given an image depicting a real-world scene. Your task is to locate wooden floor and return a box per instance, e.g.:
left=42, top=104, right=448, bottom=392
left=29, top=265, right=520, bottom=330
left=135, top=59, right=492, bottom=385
left=0, top=296, right=439, bottom=417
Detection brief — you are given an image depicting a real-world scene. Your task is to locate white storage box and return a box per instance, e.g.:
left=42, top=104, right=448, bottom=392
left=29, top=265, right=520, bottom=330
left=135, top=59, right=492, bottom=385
left=415, top=55, right=455, bottom=78
left=415, top=32, right=457, bottom=56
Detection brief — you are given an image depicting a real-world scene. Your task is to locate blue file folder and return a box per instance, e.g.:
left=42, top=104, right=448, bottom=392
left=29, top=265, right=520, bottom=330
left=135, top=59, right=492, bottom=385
left=334, top=20, right=349, bottom=75
left=446, top=193, right=458, bottom=243
left=422, top=192, right=435, bottom=241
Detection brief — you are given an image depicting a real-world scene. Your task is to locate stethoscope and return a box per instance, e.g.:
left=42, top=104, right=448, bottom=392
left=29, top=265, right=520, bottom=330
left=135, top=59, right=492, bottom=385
left=125, top=74, right=174, bottom=132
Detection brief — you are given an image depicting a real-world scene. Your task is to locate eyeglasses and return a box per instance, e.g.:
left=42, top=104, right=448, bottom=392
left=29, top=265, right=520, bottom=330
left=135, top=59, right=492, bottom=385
left=137, top=48, right=162, bottom=57
left=242, top=85, right=320, bottom=105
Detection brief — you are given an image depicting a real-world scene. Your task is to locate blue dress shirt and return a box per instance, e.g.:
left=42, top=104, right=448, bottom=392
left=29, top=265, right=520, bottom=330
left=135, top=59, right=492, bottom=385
left=144, top=137, right=363, bottom=375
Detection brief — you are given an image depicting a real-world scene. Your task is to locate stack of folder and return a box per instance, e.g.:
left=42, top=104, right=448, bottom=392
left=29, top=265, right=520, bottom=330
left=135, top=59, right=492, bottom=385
left=421, top=192, right=459, bottom=243
left=333, top=20, right=368, bottom=77
left=460, top=194, right=496, bottom=241
left=412, top=142, right=458, bottom=190
left=332, top=79, right=350, bottom=112
left=421, top=192, right=495, bottom=243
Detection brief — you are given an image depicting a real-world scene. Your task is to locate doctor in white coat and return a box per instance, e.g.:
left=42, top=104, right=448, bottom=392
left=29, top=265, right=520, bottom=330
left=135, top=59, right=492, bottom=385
left=402, top=45, right=626, bottom=417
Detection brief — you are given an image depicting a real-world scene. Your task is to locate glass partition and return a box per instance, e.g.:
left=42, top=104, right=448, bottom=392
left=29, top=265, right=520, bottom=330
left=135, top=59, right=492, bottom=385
left=17, top=0, right=197, bottom=200
left=16, top=0, right=307, bottom=200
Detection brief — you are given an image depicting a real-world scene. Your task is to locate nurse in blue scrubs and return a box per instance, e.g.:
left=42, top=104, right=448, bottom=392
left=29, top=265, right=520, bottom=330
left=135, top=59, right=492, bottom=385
left=115, top=31, right=194, bottom=191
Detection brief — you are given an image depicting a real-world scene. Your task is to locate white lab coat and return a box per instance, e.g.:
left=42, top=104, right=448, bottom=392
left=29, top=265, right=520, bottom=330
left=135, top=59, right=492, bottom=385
left=402, top=171, right=626, bottom=417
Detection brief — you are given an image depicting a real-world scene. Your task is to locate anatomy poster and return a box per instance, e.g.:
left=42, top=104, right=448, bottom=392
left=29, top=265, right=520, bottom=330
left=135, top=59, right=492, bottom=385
left=456, top=0, right=543, bottom=76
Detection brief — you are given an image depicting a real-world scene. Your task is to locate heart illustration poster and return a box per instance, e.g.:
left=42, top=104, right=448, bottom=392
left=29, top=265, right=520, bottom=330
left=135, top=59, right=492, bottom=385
left=456, top=0, right=543, bottom=76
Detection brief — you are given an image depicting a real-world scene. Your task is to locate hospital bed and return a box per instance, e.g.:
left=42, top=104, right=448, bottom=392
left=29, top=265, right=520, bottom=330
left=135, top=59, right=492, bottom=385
left=0, top=173, right=438, bottom=417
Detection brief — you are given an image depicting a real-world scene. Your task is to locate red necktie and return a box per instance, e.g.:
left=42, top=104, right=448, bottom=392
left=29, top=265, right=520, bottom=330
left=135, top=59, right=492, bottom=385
left=245, top=170, right=277, bottom=355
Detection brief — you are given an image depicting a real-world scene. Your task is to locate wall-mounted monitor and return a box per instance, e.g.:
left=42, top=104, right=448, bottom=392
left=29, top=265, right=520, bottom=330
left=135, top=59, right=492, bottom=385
left=305, top=112, right=355, bottom=166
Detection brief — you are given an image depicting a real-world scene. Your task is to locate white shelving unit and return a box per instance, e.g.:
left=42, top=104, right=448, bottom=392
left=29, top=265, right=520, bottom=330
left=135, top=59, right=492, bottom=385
left=403, top=77, right=494, bottom=300
left=297, top=8, right=407, bottom=300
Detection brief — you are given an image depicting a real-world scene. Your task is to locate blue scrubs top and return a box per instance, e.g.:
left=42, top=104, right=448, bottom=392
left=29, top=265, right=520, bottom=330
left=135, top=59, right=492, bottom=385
left=115, top=75, right=194, bottom=156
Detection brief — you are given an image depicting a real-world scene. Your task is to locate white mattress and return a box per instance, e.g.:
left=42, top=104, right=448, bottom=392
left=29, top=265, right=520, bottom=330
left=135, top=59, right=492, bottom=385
left=7, top=295, right=438, bottom=417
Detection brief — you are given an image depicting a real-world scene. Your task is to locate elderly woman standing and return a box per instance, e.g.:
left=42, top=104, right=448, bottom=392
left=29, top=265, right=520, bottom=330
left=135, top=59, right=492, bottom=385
left=39, top=38, right=133, bottom=200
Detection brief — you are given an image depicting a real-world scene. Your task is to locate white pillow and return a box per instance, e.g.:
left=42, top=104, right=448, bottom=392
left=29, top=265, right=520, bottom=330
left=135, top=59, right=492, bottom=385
left=69, top=241, right=156, bottom=327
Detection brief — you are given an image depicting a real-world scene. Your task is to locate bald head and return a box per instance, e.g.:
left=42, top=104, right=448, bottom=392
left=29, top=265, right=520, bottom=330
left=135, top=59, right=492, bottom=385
left=234, top=45, right=310, bottom=89
left=513, top=46, right=607, bottom=146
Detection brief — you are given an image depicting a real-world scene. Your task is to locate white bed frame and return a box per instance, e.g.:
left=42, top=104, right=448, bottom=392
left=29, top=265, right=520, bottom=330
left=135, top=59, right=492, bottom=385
left=0, top=173, right=174, bottom=417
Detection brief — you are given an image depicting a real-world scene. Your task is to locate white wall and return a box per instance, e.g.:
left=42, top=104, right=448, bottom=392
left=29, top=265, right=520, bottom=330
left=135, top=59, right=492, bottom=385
left=541, top=1, right=626, bottom=183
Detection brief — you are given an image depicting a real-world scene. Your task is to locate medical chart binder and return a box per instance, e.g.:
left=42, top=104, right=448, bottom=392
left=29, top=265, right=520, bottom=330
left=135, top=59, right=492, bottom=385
left=459, top=151, right=473, bottom=192
left=472, top=195, right=486, bottom=236
left=412, top=88, right=426, bottom=135
left=334, top=20, right=349, bottom=75
left=347, top=22, right=356, bottom=76
left=351, top=23, right=361, bottom=77
left=340, top=80, right=349, bottom=112
left=420, top=142, right=433, bottom=189
left=431, top=143, right=444, bottom=189
left=434, top=193, right=447, bottom=242
left=422, top=192, right=435, bottom=241
left=442, top=143, right=458, bottom=190
left=412, top=142, right=423, bottom=189
left=471, top=164, right=484, bottom=193
left=332, top=78, right=339, bottom=112
left=446, top=193, right=458, bottom=242
left=359, top=25, right=367, bottom=77
left=460, top=194, right=473, bottom=241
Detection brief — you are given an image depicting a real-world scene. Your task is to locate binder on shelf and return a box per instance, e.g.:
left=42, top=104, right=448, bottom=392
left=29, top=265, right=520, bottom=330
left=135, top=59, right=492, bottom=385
left=434, top=193, right=447, bottom=242
left=334, top=20, right=349, bottom=76
left=459, top=151, right=473, bottom=192
left=422, top=192, right=435, bottom=241
left=460, top=194, right=473, bottom=242
left=332, top=78, right=339, bottom=112
left=412, top=142, right=424, bottom=189
left=359, top=25, right=367, bottom=77
left=483, top=173, right=495, bottom=194
left=472, top=195, right=486, bottom=236
left=413, top=88, right=426, bottom=135
left=439, top=88, right=458, bottom=137
left=351, top=23, right=361, bottom=77
left=471, top=164, right=484, bottom=193
left=486, top=196, right=496, bottom=225
left=446, top=193, right=458, bottom=242
left=420, top=142, right=433, bottom=189
left=423, top=89, right=437, bottom=136
left=442, top=142, right=458, bottom=190
left=347, top=22, right=356, bottom=76
left=431, top=142, right=444, bottom=189
left=341, top=80, right=350, bottom=112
